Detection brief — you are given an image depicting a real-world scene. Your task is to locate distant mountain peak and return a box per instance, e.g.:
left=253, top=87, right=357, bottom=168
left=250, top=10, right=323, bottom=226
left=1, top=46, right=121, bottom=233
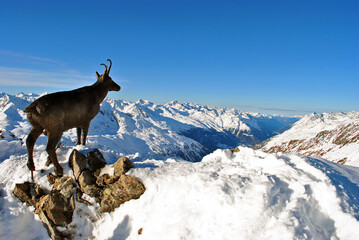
left=260, top=111, right=359, bottom=166
left=1, top=92, right=299, bottom=162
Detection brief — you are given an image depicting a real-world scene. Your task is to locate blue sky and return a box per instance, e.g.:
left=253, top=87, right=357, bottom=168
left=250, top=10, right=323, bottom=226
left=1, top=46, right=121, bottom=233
left=0, top=0, right=358, bottom=116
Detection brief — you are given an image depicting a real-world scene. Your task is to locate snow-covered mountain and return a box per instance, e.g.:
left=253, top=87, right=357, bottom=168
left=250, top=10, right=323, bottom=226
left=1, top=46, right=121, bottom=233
left=259, top=112, right=359, bottom=167
left=1, top=92, right=359, bottom=239
left=0, top=92, right=298, bottom=162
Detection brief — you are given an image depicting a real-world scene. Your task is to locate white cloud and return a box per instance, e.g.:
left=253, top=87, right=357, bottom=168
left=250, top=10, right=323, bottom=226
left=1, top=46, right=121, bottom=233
left=0, top=66, right=93, bottom=88
left=0, top=50, right=64, bottom=66
left=0, top=50, right=128, bottom=91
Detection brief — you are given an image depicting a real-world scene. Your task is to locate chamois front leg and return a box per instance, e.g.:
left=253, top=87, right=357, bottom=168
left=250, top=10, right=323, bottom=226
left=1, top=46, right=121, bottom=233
left=46, top=132, right=63, bottom=177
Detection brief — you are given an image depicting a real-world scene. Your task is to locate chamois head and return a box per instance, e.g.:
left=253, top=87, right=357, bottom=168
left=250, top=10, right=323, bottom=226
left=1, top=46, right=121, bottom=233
left=95, top=59, right=121, bottom=91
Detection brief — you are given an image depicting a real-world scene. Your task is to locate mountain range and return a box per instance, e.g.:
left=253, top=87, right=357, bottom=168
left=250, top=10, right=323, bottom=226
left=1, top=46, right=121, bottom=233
left=1, top=92, right=359, bottom=239
left=0, top=92, right=299, bottom=162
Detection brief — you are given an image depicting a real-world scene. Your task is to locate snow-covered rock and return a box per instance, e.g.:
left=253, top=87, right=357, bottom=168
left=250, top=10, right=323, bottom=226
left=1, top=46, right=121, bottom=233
left=259, top=112, right=359, bottom=166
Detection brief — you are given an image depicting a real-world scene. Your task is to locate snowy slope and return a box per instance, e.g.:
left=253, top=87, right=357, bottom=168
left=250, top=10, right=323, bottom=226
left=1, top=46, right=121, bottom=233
left=1, top=146, right=359, bottom=239
left=0, top=92, right=298, bottom=162
left=1, top=92, right=359, bottom=239
left=259, top=112, right=359, bottom=167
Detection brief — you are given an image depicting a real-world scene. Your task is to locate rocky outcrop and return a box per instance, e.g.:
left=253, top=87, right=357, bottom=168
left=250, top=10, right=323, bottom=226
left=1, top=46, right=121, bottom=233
left=68, top=149, right=145, bottom=210
left=114, top=156, right=135, bottom=176
left=87, top=148, right=107, bottom=174
left=69, top=150, right=145, bottom=213
left=13, top=181, right=45, bottom=207
left=35, top=176, right=76, bottom=240
left=101, top=174, right=146, bottom=212
left=13, top=177, right=75, bottom=240
left=13, top=148, right=146, bottom=240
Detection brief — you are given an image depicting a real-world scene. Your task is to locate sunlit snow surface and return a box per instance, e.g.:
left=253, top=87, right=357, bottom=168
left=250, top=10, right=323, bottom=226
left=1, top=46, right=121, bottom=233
left=1, top=146, right=359, bottom=240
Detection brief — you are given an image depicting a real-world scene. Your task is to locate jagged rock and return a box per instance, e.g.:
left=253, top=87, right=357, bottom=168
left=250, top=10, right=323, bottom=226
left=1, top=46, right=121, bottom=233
left=40, top=191, right=75, bottom=226
left=37, top=176, right=76, bottom=227
left=35, top=198, right=67, bottom=240
left=33, top=176, right=75, bottom=240
left=35, top=193, right=72, bottom=240
left=14, top=149, right=145, bottom=239
left=87, top=148, right=106, bottom=173
left=76, top=188, right=92, bottom=206
left=231, top=147, right=240, bottom=153
left=78, top=169, right=102, bottom=200
left=96, top=173, right=119, bottom=187
left=78, top=169, right=97, bottom=186
left=53, top=176, right=76, bottom=199
left=114, top=157, right=135, bottom=176
left=13, top=181, right=46, bottom=207
left=69, top=149, right=87, bottom=180
left=100, top=174, right=145, bottom=212
left=69, top=149, right=103, bottom=201
left=13, top=179, right=73, bottom=240
left=118, top=175, right=146, bottom=198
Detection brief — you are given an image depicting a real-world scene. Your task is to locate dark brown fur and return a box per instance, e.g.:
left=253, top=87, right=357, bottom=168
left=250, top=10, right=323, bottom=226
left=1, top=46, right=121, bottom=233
left=24, top=59, right=121, bottom=176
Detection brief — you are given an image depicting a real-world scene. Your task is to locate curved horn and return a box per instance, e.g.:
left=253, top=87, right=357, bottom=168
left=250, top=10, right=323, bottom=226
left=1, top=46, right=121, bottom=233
left=100, top=63, right=108, bottom=75
left=107, top=59, right=112, bottom=74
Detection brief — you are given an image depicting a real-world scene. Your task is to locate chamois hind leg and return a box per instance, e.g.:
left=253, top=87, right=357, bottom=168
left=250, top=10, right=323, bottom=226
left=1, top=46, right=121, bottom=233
left=82, top=122, right=90, bottom=145
left=26, top=126, right=44, bottom=171
left=46, top=132, right=63, bottom=176
left=76, top=127, right=82, bottom=145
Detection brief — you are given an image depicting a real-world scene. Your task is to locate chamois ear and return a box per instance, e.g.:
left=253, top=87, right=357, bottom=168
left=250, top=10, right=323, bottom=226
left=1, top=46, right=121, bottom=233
left=96, top=72, right=100, bottom=79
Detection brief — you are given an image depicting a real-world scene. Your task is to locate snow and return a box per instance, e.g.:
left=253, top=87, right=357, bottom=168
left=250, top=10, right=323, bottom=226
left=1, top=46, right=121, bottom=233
left=261, top=112, right=359, bottom=166
left=1, top=92, right=359, bottom=239
left=269, top=112, right=358, bottom=141
left=1, top=145, right=359, bottom=239
left=0, top=93, right=298, bottom=163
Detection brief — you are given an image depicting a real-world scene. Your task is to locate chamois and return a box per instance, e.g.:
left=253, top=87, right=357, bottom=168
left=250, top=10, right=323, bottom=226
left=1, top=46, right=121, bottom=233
left=24, top=59, right=121, bottom=177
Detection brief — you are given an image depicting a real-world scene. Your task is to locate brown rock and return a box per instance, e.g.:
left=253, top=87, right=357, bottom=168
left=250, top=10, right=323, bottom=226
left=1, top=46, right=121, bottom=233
left=96, top=173, right=119, bottom=187
left=35, top=196, right=66, bottom=240
left=114, top=157, right=135, bottom=176
left=53, top=176, right=76, bottom=199
left=78, top=169, right=97, bottom=187
left=35, top=194, right=72, bottom=240
left=69, top=149, right=87, bottom=180
left=118, top=175, right=145, bottom=199
left=87, top=148, right=106, bottom=172
left=43, top=191, right=75, bottom=226
left=231, top=147, right=240, bottom=153
left=100, top=175, right=145, bottom=212
left=78, top=170, right=102, bottom=200
left=76, top=188, right=92, bottom=206
left=47, top=173, right=58, bottom=185
left=13, top=181, right=45, bottom=207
